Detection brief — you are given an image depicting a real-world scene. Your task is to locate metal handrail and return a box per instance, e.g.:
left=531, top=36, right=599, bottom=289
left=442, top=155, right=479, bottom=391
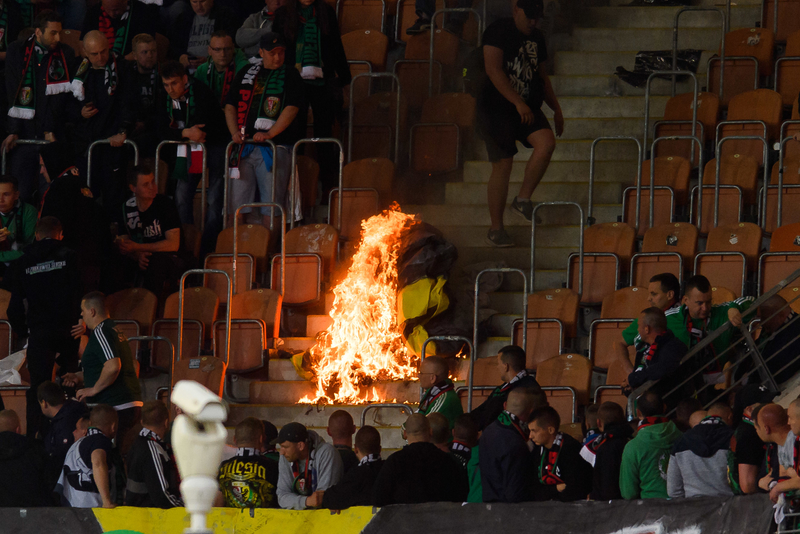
left=707, top=56, right=759, bottom=101
left=588, top=137, right=642, bottom=228
left=531, top=202, right=583, bottom=295
left=86, top=139, right=140, bottom=188
left=650, top=136, right=702, bottom=230
left=713, top=134, right=769, bottom=229
left=474, top=268, right=528, bottom=369
left=151, top=318, right=203, bottom=364
left=589, top=317, right=635, bottom=370
left=222, top=138, right=277, bottom=230
left=643, top=71, right=698, bottom=160
left=672, top=7, right=726, bottom=98
left=347, top=72, right=400, bottom=165
left=1, top=139, right=51, bottom=174
left=360, top=403, right=413, bottom=427
left=180, top=269, right=231, bottom=364
left=652, top=120, right=706, bottom=166
left=510, top=317, right=563, bottom=360
left=336, top=0, right=386, bottom=33
left=775, top=56, right=800, bottom=95
left=291, top=137, right=344, bottom=230
left=776, top=135, right=800, bottom=228
left=429, top=8, right=482, bottom=97
left=622, top=185, right=675, bottom=232
left=629, top=252, right=683, bottom=287
left=155, top=140, right=208, bottom=232
left=234, top=202, right=285, bottom=295
left=541, top=385, right=577, bottom=423
left=128, top=335, right=174, bottom=383
left=420, top=335, right=474, bottom=409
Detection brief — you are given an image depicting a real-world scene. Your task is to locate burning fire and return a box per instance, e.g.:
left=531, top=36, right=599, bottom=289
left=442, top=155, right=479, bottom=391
left=301, top=205, right=419, bottom=404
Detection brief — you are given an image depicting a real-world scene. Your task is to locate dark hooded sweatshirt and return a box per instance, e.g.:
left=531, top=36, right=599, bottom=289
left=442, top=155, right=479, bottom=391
left=580, top=422, right=634, bottom=501
left=0, top=431, right=52, bottom=506
left=470, top=372, right=541, bottom=431
left=321, top=456, right=383, bottom=509
left=667, top=416, right=735, bottom=498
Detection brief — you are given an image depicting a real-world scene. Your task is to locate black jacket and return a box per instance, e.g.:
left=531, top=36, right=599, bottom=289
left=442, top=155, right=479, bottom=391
left=82, top=1, right=159, bottom=57
left=479, top=416, right=534, bottom=503
left=171, top=5, right=241, bottom=58
left=7, top=238, right=82, bottom=333
left=587, top=423, right=634, bottom=501
left=372, top=442, right=467, bottom=506
left=71, top=57, right=138, bottom=142
left=627, top=330, right=688, bottom=390
left=125, top=429, right=183, bottom=508
left=470, top=374, right=541, bottom=431
left=157, top=77, right=229, bottom=147
left=321, top=458, right=383, bottom=509
left=335, top=444, right=359, bottom=474
left=531, top=433, right=593, bottom=502
left=0, top=431, right=52, bottom=507
left=44, top=400, right=89, bottom=464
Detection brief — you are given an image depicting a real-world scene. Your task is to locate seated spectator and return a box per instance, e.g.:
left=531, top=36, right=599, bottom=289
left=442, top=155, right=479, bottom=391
left=373, top=414, right=467, bottom=506
left=0, top=409, right=52, bottom=507
left=218, top=417, right=278, bottom=508
left=236, top=0, right=286, bottom=58
left=479, top=387, right=540, bottom=503
left=0, top=174, right=36, bottom=279
left=582, top=403, right=600, bottom=446
left=125, top=400, right=182, bottom=508
left=689, top=411, right=707, bottom=428
left=417, top=356, right=463, bottom=428
left=530, top=405, right=592, bottom=502
left=622, top=307, right=689, bottom=403
left=195, top=31, right=249, bottom=105
left=56, top=404, right=119, bottom=508
left=581, top=401, right=633, bottom=501
left=730, top=400, right=768, bottom=495
left=429, top=412, right=451, bottom=453
left=757, top=402, right=800, bottom=502
left=126, top=33, right=162, bottom=157
left=82, top=0, right=158, bottom=57
left=620, top=390, right=681, bottom=500
left=174, top=0, right=240, bottom=70
left=310, top=426, right=384, bottom=510
left=224, top=32, right=304, bottom=227
left=116, top=163, right=186, bottom=297
left=470, top=344, right=541, bottom=430
left=667, top=402, right=735, bottom=498
left=757, top=295, right=800, bottom=384
left=450, top=414, right=478, bottom=471
left=74, top=414, right=90, bottom=442
left=673, top=398, right=704, bottom=433
left=261, top=419, right=279, bottom=461
left=327, top=409, right=357, bottom=474
left=38, top=381, right=89, bottom=473
left=275, top=422, right=343, bottom=509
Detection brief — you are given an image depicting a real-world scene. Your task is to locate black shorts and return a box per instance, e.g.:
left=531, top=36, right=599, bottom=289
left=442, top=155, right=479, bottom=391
left=478, top=105, right=552, bottom=162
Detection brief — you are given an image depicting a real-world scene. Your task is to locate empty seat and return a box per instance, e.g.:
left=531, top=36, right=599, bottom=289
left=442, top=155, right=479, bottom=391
left=779, top=286, right=800, bottom=313
left=215, top=223, right=271, bottom=274
left=342, top=29, right=388, bottom=104
left=631, top=222, right=698, bottom=286
left=759, top=222, right=800, bottom=294
left=410, top=93, right=475, bottom=175
left=337, top=0, right=385, bottom=34
left=151, top=287, right=220, bottom=368
left=718, top=89, right=782, bottom=165
left=457, top=356, right=501, bottom=411
left=61, top=29, right=82, bottom=56
left=690, top=185, right=743, bottom=234
left=343, top=157, right=394, bottom=206
left=203, top=254, right=255, bottom=303
left=641, top=157, right=692, bottom=205
left=655, top=92, right=719, bottom=166
left=511, top=319, right=563, bottom=371
left=106, top=288, right=157, bottom=357
left=600, top=286, right=650, bottom=319
left=228, top=288, right=282, bottom=340
left=350, top=92, right=407, bottom=162
left=703, top=154, right=760, bottom=206
left=568, top=222, right=636, bottom=305
left=404, top=29, right=460, bottom=64
left=775, top=30, right=800, bottom=106
left=764, top=158, right=800, bottom=232
left=763, top=0, right=800, bottom=41
left=537, top=354, right=593, bottom=422
left=708, top=28, right=775, bottom=106
left=171, top=356, right=226, bottom=397
left=329, top=188, right=380, bottom=248
left=270, top=223, right=337, bottom=304
left=393, top=60, right=442, bottom=111
left=593, top=360, right=630, bottom=412
left=695, top=222, right=762, bottom=297
left=588, top=287, right=648, bottom=371
left=527, top=287, right=580, bottom=338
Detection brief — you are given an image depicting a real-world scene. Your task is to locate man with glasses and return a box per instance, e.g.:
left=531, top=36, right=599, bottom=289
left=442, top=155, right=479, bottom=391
left=196, top=30, right=248, bottom=107
left=417, top=356, right=463, bottom=429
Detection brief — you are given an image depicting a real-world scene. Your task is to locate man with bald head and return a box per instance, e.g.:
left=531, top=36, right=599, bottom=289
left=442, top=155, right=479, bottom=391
left=0, top=410, right=52, bottom=506
left=327, top=409, right=357, bottom=473
left=418, top=356, right=463, bottom=428
left=372, top=414, right=467, bottom=506
left=758, top=295, right=800, bottom=384
left=759, top=401, right=800, bottom=502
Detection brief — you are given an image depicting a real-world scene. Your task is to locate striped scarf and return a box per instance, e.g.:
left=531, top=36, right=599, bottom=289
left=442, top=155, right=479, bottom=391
left=9, top=36, right=71, bottom=119
left=295, top=5, right=323, bottom=85
left=98, top=2, right=133, bottom=56
left=71, top=52, right=119, bottom=102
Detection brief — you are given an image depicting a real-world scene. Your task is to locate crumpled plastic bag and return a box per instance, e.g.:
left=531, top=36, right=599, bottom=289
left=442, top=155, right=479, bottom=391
left=0, top=350, right=26, bottom=386
left=615, top=49, right=702, bottom=87
left=397, top=222, right=458, bottom=288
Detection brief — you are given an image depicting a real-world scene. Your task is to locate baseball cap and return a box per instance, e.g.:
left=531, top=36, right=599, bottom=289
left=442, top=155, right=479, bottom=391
left=270, top=422, right=308, bottom=445
left=260, top=32, right=286, bottom=52
left=516, top=0, right=543, bottom=20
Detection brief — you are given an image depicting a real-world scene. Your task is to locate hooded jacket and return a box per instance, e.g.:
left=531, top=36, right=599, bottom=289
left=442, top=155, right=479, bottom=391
left=620, top=420, right=682, bottom=499
left=470, top=372, right=541, bottom=431
left=479, top=413, right=534, bottom=503
left=276, top=430, right=343, bottom=510
left=581, top=422, right=634, bottom=501
left=320, top=456, right=383, bottom=509
left=667, top=416, right=735, bottom=498
left=0, top=431, right=52, bottom=507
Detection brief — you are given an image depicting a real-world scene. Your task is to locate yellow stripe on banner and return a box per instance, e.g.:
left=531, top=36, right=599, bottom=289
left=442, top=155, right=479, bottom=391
left=93, top=506, right=376, bottom=534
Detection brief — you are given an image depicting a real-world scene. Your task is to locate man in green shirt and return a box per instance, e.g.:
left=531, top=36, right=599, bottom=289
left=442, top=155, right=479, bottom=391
left=63, top=291, right=142, bottom=452
left=417, top=356, right=463, bottom=428
left=195, top=30, right=249, bottom=108
left=0, top=174, right=36, bottom=274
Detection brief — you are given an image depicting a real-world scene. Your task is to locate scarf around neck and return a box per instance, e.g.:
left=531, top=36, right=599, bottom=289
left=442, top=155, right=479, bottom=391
left=204, top=57, right=237, bottom=106
left=495, top=370, right=528, bottom=395
left=9, top=36, right=71, bottom=119
left=71, top=53, right=119, bottom=102
left=538, top=432, right=565, bottom=485
left=419, top=379, right=454, bottom=413
left=497, top=410, right=528, bottom=440
left=295, top=5, right=323, bottom=84
left=638, top=416, right=669, bottom=429
left=358, top=453, right=381, bottom=466
left=99, top=2, right=132, bottom=56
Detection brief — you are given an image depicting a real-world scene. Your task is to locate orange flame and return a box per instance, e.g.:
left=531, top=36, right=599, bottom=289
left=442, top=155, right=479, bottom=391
left=302, top=205, right=419, bottom=404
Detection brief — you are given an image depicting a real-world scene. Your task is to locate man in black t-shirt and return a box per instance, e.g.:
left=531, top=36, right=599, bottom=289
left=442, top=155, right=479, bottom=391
left=479, top=0, right=563, bottom=248
left=223, top=32, right=304, bottom=227
left=116, top=162, right=185, bottom=297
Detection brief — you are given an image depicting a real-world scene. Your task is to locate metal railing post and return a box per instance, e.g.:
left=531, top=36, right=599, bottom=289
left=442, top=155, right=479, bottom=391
left=420, top=335, right=474, bottom=410
left=1, top=139, right=51, bottom=174
left=347, top=72, right=400, bottom=165
left=672, top=7, right=725, bottom=98
left=474, top=268, right=528, bottom=371
left=233, top=203, right=285, bottom=295
left=650, top=135, right=703, bottom=229
left=713, top=134, right=769, bottom=229
left=155, top=140, right=208, bottom=232
left=222, top=139, right=277, bottom=230
left=291, top=138, right=343, bottom=230
left=128, top=335, right=175, bottom=384
left=531, top=202, right=584, bottom=295
left=588, top=137, right=642, bottom=229
left=86, top=139, right=140, bottom=189
left=179, top=269, right=231, bottom=363
left=644, top=70, right=698, bottom=161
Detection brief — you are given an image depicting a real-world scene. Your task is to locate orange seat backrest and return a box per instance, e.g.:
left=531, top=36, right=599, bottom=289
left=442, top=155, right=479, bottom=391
left=702, top=155, right=759, bottom=188
left=229, top=289, right=283, bottom=339
left=779, top=286, right=800, bottom=314
left=285, top=223, right=339, bottom=274
left=537, top=353, right=592, bottom=405
left=215, top=224, right=271, bottom=264
left=171, top=356, right=225, bottom=396
left=641, top=157, right=691, bottom=191
left=600, top=287, right=649, bottom=319
left=727, top=89, right=783, bottom=139
left=526, top=288, right=579, bottom=338
left=663, top=92, right=720, bottom=134
left=341, top=29, right=388, bottom=70
left=770, top=223, right=800, bottom=252
left=472, top=356, right=503, bottom=386
left=706, top=222, right=763, bottom=266
left=343, top=157, right=395, bottom=203
left=420, top=93, right=476, bottom=130
left=0, top=289, right=10, bottom=321
left=353, top=92, right=408, bottom=133
left=404, top=29, right=459, bottom=64
left=641, top=222, right=698, bottom=260
left=296, top=155, right=320, bottom=213
left=106, top=288, right=158, bottom=333
left=770, top=159, right=800, bottom=185
left=711, top=286, right=737, bottom=305
left=584, top=222, right=636, bottom=264
left=724, top=27, right=776, bottom=76
left=606, top=359, right=631, bottom=386
left=163, top=287, right=219, bottom=333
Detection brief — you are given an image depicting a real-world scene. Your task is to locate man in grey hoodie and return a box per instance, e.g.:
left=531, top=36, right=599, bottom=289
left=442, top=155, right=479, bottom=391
left=274, top=422, right=343, bottom=509
left=235, top=0, right=285, bottom=58
left=667, top=402, right=735, bottom=498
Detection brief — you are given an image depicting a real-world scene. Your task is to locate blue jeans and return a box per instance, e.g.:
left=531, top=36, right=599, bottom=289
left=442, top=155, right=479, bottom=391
left=228, top=145, right=291, bottom=218
left=173, top=143, right=225, bottom=253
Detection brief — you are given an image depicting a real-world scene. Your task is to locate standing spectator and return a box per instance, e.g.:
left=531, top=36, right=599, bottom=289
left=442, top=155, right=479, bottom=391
left=63, top=292, right=143, bottom=450
left=55, top=404, right=119, bottom=508
left=224, top=32, right=304, bottom=227
left=529, top=405, right=592, bottom=502
left=116, top=163, right=185, bottom=298
left=756, top=403, right=799, bottom=501
left=218, top=417, right=278, bottom=508
left=310, top=425, right=384, bottom=510
left=275, top=422, right=343, bottom=509
left=479, top=387, right=539, bottom=503
left=417, top=356, right=463, bottom=428
left=37, top=381, right=89, bottom=473
left=0, top=0, right=24, bottom=137
left=4, top=10, right=75, bottom=203
left=428, top=412, right=452, bottom=453
left=7, top=217, right=81, bottom=438
left=158, top=60, right=227, bottom=255
left=195, top=31, right=249, bottom=104
left=0, top=174, right=36, bottom=277
left=173, top=0, right=240, bottom=70
left=729, top=387, right=772, bottom=494
left=126, top=34, right=162, bottom=157
left=236, top=0, right=286, bottom=58
left=619, top=390, right=681, bottom=500
left=667, top=402, right=735, bottom=498
left=125, top=400, right=183, bottom=508
left=373, top=414, right=467, bottom=506
left=450, top=414, right=478, bottom=471
left=478, top=0, right=563, bottom=247
left=757, top=295, right=800, bottom=384
left=580, top=401, right=633, bottom=501
left=82, top=0, right=158, bottom=58
left=470, top=344, right=541, bottom=430
left=327, top=409, right=358, bottom=474
left=0, top=410, right=52, bottom=507
left=272, top=0, right=350, bottom=196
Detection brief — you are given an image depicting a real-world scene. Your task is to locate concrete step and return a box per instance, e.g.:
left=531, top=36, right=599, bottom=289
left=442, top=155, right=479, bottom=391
left=249, top=380, right=467, bottom=404
left=406, top=203, right=622, bottom=226
left=572, top=27, right=724, bottom=52
left=444, top=181, right=623, bottom=205
left=550, top=74, right=696, bottom=97
left=226, top=403, right=413, bottom=428
left=438, top=224, right=580, bottom=249
left=489, top=313, right=523, bottom=337
left=280, top=337, right=315, bottom=352
left=489, top=292, right=529, bottom=315
left=268, top=359, right=305, bottom=381
left=547, top=117, right=654, bottom=140
left=578, top=5, right=760, bottom=29
left=554, top=50, right=715, bottom=76
left=542, top=96, right=668, bottom=118
left=470, top=139, right=642, bottom=163
left=463, top=160, right=639, bottom=184
left=454, top=245, right=566, bottom=274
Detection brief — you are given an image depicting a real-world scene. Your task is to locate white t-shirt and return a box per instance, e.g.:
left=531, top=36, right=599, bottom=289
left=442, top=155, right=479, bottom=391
left=778, top=430, right=796, bottom=469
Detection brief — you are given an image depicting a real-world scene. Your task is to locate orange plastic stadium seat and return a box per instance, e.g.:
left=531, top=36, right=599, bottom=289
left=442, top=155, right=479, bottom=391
left=763, top=0, right=800, bottom=41
left=601, top=286, right=650, bottom=319
left=61, top=29, right=82, bottom=56
left=719, top=89, right=782, bottom=165
left=623, top=187, right=673, bottom=237
left=690, top=185, right=742, bottom=234
left=708, top=28, right=775, bottom=106
left=410, top=93, right=475, bottom=175
left=203, top=254, right=255, bottom=303
left=589, top=319, right=635, bottom=370
left=711, top=286, right=737, bottom=305
left=458, top=357, right=502, bottom=411
left=155, top=33, right=169, bottom=63
left=106, top=288, right=157, bottom=357
left=527, top=287, right=580, bottom=338
left=285, top=223, right=339, bottom=275
left=779, top=286, right=800, bottom=313
left=350, top=92, right=407, bottom=161
left=759, top=222, right=800, bottom=294
left=394, top=60, right=442, bottom=111
left=150, top=287, right=220, bottom=368
left=511, top=319, right=563, bottom=371
left=695, top=222, right=762, bottom=297
left=343, top=158, right=394, bottom=207
left=215, top=223, right=271, bottom=275
left=655, top=92, right=719, bottom=166
left=404, top=29, right=459, bottom=64
left=295, top=155, right=319, bottom=216
left=229, top=288, right=283, bottom=340
left=764, top=159, right=800, bottom=233
left=329, top=188, right=380, bottom=247
left=703, top=154, right=760, bottom=206
left=641, top=156, right=691, bottom=205
left=338, top=0, right=385, bottom=34
left=214, top=290, right=279, bottom=377
left=631, top=222, right=698, bottom=287
left=171, top=356, right=225, bottom=396
left=537, top=354, right=593, bottom=421
left=569, top=222, right=636, bottom=305
left=775, top=31, right=800, bottom=106
left=271, top=254, right=323, bottom=306
left=594, top=360, right=630, bottom=411
left=342, top=29, right=388, bottom=105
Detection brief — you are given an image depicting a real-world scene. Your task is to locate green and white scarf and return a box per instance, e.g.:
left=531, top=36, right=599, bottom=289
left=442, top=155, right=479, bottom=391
left=295, top=5, right=323, bottom=85
left=71, top=52, right=119, bottom=102
left=9, top=35, right=71, bottom=119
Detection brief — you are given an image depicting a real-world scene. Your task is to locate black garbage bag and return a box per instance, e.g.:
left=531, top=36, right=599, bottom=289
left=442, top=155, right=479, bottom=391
left=397, top=221, right=458, bottom=288
left=615, top=49, right=702, bottom=88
